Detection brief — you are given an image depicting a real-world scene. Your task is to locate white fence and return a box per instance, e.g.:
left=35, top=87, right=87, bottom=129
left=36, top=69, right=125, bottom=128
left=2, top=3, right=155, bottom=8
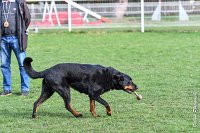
left=27, top=0, right=200, bottom=31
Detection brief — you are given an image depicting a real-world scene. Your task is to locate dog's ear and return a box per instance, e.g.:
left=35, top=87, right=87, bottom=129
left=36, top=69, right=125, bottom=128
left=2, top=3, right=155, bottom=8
left=112, top=74, right=124, bottom=81
left=106, top=67, right=124, bottom=81
left=106, top=67, right=115, bottom=75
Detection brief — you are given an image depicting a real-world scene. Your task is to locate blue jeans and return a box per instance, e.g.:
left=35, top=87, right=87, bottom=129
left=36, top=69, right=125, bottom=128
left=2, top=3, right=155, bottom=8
left=0, top=35, right=30, bottom=92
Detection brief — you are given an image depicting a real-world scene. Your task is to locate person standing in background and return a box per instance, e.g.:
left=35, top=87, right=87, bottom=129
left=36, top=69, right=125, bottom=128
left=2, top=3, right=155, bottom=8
left=0, top=0, right=31, bottom=96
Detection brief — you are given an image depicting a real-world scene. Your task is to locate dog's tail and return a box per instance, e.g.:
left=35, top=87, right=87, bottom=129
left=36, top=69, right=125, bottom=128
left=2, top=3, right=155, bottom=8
left=23, top=57, right=46, bottom=79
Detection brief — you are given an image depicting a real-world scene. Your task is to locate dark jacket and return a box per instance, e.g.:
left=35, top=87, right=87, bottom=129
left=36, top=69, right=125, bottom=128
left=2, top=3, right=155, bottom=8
left=0, top=0, right=31, bottom=51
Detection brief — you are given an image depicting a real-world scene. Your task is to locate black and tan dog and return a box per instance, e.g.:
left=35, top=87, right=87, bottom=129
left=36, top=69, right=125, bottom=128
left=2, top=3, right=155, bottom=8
left=23, top=57, right=138, bottom=118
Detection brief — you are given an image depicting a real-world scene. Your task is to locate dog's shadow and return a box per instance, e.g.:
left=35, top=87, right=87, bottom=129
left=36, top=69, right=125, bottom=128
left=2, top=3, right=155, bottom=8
left=0, top=109, right=96, bottom=119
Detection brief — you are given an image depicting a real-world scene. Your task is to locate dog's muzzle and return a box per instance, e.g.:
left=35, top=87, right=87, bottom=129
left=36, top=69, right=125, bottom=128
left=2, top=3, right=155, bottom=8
left=124, top=85, right=137, bottom=94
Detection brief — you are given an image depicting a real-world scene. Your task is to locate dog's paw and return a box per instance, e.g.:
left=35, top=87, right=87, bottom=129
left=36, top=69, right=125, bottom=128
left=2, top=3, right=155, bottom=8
left=75, top=113, right=83, bottom=118
left=90, top=111, right=100, bottom=118
left=32, top=114, right=37, bottom=119
left=106, top=111, right=112, bottom=116
left=92, top=114, right=100, bottom=118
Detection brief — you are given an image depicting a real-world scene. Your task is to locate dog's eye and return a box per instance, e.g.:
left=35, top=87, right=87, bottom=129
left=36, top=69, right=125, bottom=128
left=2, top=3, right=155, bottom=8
left=120, top=76, right=124, bottom=81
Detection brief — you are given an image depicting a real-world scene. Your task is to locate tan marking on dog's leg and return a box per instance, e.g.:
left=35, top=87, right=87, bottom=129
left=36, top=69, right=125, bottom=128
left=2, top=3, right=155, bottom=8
left=105, top=105, right=112, bottom=116
left=67, top=103, right=82, bottom=117
left=90, top=100, right=99, bottom=117
left=36, top=105, right=40, bottom=113
left=33, top=104, right=41, bottom=118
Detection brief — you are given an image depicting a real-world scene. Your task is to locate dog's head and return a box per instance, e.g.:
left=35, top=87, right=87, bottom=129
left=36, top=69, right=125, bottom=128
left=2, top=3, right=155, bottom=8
left=107, top=67, right=138, bottom=93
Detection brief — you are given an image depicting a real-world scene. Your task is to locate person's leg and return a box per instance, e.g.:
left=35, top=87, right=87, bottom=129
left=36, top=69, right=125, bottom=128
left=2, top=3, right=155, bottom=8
left=11, top=36, right=30, bottom=93
left=0, top=36, right=12, bottom=92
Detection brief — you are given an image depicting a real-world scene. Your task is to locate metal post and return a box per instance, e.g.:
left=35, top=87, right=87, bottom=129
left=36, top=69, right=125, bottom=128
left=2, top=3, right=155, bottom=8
left=68, top=0, right=72, bottom=32
left=141, top=0, right=144, bottom=32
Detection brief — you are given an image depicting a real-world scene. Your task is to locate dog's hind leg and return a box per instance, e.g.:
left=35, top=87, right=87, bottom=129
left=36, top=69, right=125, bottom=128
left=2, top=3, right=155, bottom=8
left=66, top=103, right=82, bottom=118
left=55, top=84, right=82, bottom=118
left=94, top=96, right=112, bottom=116
left=89, top=97, right=100, bottom=117
left=32, top=79, right=55, bottom=118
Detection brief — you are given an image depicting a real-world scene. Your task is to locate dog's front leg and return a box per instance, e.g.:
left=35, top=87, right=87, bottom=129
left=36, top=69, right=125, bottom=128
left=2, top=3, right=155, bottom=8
left=89, top=97, right=100, bottom=117
left=94, top=96, right=112, bottom=116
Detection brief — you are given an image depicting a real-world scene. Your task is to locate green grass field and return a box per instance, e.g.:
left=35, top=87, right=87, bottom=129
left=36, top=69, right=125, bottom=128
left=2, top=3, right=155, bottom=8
left=0, top=30, right=199, bottom=133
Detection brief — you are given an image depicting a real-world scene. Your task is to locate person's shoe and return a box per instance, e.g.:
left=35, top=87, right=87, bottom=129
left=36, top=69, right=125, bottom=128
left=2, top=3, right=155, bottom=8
left=1, top=90, right=12, bottom=96
left=21, top=91, right=29, bottom=96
